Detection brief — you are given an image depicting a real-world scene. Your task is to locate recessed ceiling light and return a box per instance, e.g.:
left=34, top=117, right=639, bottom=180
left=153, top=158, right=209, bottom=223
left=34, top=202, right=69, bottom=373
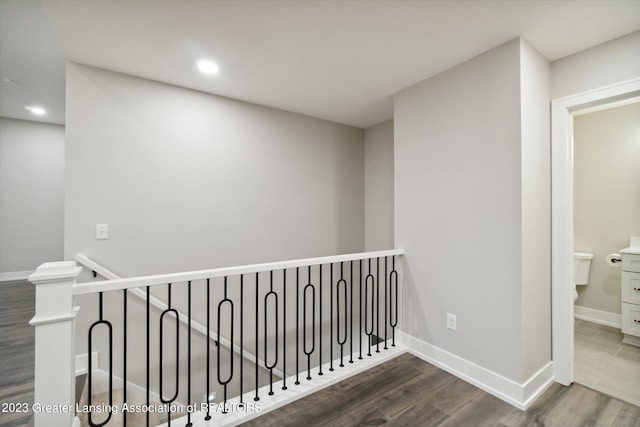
left=196, top=59, right=220, bottom=75
left=25, top=106, right=46, bottom=116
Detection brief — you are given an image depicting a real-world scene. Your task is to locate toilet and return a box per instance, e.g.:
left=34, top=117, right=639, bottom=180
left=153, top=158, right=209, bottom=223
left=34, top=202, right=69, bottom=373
left=573, top=251, right=594, bottom=300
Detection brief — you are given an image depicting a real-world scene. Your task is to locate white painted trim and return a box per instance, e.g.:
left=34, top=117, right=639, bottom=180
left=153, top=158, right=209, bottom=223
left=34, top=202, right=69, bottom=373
left=0, top=270, right=34, bottom=282
left=30, top=306, right=80, bottom=326
left=572, top=95, right=640, bottom=116
left=623, top=334, right=640, bottom=347
left=29, top=261, right=82, bottom=284
left=551, top=92, right=576, bottom=387
left=574, top=306, right=621, bottom=329
left=398, top=331, right=554, bottom=410
left=521, top=362, right=555, bottom=409
left=73, top=249, right=405, bottom=295
left=551, top=77, right=640, bottom=386
left=74, top=253, right=119, bottom=280
left=29, top=261, right=80, bottom=427
left=75, top=352, right=99, bottom=376
left=165, top=346, right=406, bottom=427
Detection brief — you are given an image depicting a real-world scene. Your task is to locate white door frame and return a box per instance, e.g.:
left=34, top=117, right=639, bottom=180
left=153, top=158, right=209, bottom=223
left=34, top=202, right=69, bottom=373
left=551, top=77, right=640, bottom=385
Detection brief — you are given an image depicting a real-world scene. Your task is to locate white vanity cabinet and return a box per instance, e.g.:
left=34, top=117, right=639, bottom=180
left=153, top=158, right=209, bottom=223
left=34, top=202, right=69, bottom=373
left=621, top=238, right=640, bottom=347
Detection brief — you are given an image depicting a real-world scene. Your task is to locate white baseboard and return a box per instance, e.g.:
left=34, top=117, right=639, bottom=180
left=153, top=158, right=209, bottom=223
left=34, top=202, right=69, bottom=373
left=89, top=368, right=163, bottom=406
left=0, top=270, right=33, bottom=282
left=574, top=305, right=621, bottom=329
left=397, top=331, right=554, bottom=410
left=521, top=362, right=555, bottom=409
left=75, top=352, right=99, bottom=376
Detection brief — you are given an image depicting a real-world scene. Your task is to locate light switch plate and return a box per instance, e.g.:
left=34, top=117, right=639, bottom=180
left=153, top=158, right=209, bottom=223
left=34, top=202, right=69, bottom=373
left=447, top=313, right=457, bottom=331
left=96, top=224, right=108, bottom=240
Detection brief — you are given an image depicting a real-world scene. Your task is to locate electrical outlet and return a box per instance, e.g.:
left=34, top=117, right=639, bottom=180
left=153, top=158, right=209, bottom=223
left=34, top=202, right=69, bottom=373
left=96, top=224, right=109, bottom=240
left=447, top=313, right=457, bottom=331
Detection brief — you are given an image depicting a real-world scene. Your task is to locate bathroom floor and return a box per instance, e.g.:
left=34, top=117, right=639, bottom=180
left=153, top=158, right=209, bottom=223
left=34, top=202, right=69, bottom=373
left=574, top=319, right=640, bottom=407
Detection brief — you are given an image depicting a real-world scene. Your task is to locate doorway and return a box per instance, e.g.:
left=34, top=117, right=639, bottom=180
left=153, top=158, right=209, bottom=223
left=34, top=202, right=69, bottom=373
left=572, top=99, right=640, bottom=405
left=551, top=77, right=640, bottom=388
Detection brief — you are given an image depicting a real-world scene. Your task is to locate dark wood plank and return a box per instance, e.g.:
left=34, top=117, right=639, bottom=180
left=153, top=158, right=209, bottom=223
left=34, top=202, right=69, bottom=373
left=242, top=354, right=640, bottom=427
left=326, top=358, right=453, bottom=426
left=498, top=382, right=570, bottom=426
left=242, top=353, right=427, bottom=427
left=437, top=391, right=514, bottom=427
left=0, top=280, right=35, bottom=427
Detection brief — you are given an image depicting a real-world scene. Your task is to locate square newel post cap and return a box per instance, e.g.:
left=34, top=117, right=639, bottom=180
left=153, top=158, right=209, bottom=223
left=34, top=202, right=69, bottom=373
left=29, top=261, right=82, bottom=285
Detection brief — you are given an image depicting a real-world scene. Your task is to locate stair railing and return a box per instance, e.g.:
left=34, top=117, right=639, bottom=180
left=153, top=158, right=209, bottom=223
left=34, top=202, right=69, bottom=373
left=29, top=249, right=403, bottom=427
left=73, top=253, right=284, bottom=379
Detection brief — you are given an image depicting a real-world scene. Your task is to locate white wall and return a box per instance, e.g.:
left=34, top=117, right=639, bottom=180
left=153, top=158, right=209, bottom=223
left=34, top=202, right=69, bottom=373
left=364, top=119, right=393, bottom=251
left=65, top=63, right=364, bottom=276
left=551, top=31, right=640, bottom=99
left=66, top=63, right=366, bottom=401
left=519, top=40, right=551, bottom=379
left=395, top=39, right=524, bottom=381
left=394, top=38, right=551, bottom=384
left=0, top=118, right=64, bottom=277
left=574, top=102, right=640, bottom=315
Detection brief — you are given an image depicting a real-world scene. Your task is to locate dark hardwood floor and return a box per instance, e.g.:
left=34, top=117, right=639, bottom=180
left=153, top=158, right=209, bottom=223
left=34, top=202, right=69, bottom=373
left=0, top=280, right=34, bottom=427
left=242, top=352, right=640, bottom=427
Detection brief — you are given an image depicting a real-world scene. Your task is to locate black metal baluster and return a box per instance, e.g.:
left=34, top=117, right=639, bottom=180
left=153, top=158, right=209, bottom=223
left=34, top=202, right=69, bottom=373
left=384, top=257, right=388, bottom=350
left=337, top=262, right=347, bottom=367
left=105, top=292, right=113, bottom=425
left=390, top=256, right=398, bottom=347
left=365, top=259, right=374, bottom=357
left=159, top=283, right=179, bottom=426
left=204, top=279, right=211, bottom=421
left=349, top=260, right=354, bottom=363
left=376, top=258, right=380, bottom=353
left=146, top=287, right=150, bottom=427
left=217, top=277, right=234, bottom=413
left=123, top=289, right=127, bottom=427
left=318, top=264, right=323, bottom=376
left=187, top=281, right=192, bottom=426
left=295, top=267, right=300, bottom=385
left=359, top=260, right=363, bottom=360
left=303, top=266, right=315, bottom=380
left=240, top=275, right=244, bottom=404
left=329, top=263, right=334, bottom=372
left=264, top=271, right=278, bottom=396
left=282, top=269, right=287, bottom=390
left=254, top=272, right=260, bottom=401
left=88, top=292, right=113, bottom=427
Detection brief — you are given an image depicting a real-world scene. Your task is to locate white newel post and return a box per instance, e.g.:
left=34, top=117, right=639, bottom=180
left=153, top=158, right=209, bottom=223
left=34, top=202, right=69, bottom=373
left=29, top=261, right=82, bottom=427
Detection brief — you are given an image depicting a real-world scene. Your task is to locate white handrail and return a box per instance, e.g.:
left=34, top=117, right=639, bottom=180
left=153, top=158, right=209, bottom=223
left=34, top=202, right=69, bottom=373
left=75, top=253, right=120, bottom=280
left=73, top=249, right=404, bottom=295
left=73, top=253, right=285, bottom=378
